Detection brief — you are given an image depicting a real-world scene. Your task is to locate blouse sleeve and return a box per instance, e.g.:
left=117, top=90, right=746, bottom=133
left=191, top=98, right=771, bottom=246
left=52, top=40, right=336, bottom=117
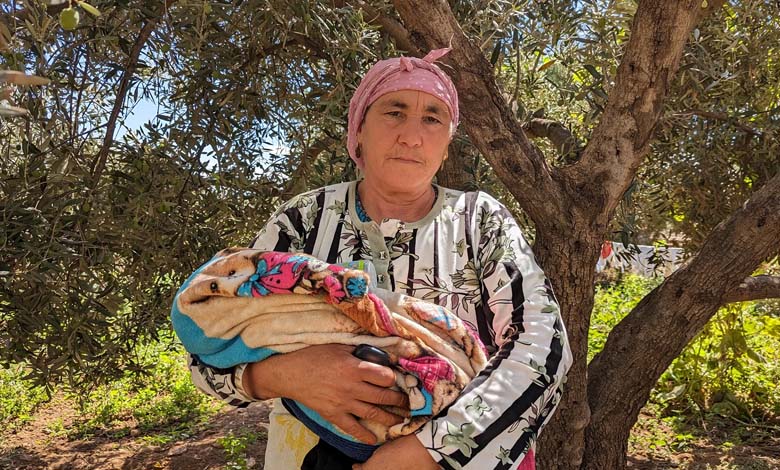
left=415, top=194, right=573, bottom=469
left=185, top=192, right=316, bottom=404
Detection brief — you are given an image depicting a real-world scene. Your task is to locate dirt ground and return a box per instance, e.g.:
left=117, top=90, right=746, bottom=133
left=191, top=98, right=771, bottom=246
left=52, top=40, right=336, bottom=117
left=0, top=396, right=271, bottom=470
left=1, top=398, right=778, bottom=470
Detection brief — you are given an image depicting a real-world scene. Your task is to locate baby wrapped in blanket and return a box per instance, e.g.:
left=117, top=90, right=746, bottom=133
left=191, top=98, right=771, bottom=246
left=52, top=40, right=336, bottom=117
left=171, top=248, right=488, bottom=460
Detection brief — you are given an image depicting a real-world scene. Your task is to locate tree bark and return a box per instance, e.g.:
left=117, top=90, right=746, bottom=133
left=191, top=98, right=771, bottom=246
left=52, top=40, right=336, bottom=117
left=523, top=118, right=582, bottom=162
left=723, top=275, right=780, bottom=304
left=533, top=229, right=601, bottom=469
left=347, top=0, right=421, bottom=56
left=436, top=139, right=474, bottom=191
left=560, top=0, right=703, bottom=220
left=392, top=1, right=704, bottom=468
left=585, top=173, right=780, bottom=470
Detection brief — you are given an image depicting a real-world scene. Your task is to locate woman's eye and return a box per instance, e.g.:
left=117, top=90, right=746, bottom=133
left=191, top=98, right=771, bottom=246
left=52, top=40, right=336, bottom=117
left=424, top=116, right=442, bottom=124
left=385, top=111, right=402, bottom=117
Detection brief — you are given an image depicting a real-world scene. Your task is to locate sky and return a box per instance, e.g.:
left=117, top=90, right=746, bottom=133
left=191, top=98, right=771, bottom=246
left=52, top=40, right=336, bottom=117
left=116, top=97, right=158, bottom=138
left=118, top=96, right=290, bottom=171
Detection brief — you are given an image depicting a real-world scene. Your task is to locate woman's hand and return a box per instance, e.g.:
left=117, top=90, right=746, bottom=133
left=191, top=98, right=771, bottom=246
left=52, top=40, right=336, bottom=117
left=353, top=435, right=440, bottom=470
left=242, top=344, right=408, bottom=444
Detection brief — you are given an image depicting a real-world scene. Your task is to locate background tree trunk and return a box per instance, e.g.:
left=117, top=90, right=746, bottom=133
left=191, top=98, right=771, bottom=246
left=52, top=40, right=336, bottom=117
left=436, top=140, right=474, bottom=191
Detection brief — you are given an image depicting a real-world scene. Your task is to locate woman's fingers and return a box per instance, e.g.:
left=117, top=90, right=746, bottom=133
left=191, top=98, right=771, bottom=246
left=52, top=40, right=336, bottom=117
left=330, top=413, right=378, bottom=444
left=356, top=359, right=397, bottom=387
left=268, top=344, right=413, bottom=441
left=351, top=381, right=409, bottom=409
left=350, top=399, right=406, bottom=427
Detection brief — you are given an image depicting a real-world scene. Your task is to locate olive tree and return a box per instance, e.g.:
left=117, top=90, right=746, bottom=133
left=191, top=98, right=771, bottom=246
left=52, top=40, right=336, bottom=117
left=1, top=1, right=778, bottom=468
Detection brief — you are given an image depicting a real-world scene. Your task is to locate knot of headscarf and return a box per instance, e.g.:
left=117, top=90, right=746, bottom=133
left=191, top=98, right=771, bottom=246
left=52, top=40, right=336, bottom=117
left=347, top=48, right=459, bottom=168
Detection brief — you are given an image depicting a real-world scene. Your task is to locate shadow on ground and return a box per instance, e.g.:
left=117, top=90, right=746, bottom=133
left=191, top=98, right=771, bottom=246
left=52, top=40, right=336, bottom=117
left=0, top=402, right=271, bottom=470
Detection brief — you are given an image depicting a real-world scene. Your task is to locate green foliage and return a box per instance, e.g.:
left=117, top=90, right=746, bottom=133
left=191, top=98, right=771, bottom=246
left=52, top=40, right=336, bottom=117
left=217, top=429, right=267, bottom=470
left=218, top=429, right=265, bottom=470
left=591, top=275, right=780, bottom=420
left=0, top=336, right=221, bottom=446
left=0, top=364, right=49, bottom=434
left=627, top=402, right=696, bottom=456
left=589, top=275, right=662, bottom=362
left=656, top=300, right=780, bottom=421
left=1, top=0, right=387, bottom=390
left=66, top=338, right=222, bottom=441
left=634, top=0, right=780, bottom=247
left=1, top=0, right=778, bottom=399
left=0, top=137, right=274, bottom=389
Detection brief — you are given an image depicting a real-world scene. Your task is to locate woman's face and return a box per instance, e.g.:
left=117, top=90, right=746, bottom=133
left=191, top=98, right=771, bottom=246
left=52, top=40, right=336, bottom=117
left=357, top=90, right=452, bottom=193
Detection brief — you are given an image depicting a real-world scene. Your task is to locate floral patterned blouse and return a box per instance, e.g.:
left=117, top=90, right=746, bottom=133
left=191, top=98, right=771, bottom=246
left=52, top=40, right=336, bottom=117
left=188, top=180, right=572, bottom=469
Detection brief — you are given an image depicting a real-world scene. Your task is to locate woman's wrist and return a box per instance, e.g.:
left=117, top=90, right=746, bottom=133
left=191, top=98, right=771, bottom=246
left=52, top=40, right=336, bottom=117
left=241, top=355, right=288, bottom=400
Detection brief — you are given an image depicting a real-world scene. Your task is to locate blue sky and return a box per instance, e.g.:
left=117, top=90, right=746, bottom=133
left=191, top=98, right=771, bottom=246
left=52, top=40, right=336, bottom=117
left=116, top=97, right=159, bottom=138
left=118, top=96, right=290, bottom=171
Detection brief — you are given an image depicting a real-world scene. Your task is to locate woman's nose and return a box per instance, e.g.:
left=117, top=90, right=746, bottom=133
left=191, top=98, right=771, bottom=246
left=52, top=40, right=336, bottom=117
left=397, top=119, right=423, bottom=147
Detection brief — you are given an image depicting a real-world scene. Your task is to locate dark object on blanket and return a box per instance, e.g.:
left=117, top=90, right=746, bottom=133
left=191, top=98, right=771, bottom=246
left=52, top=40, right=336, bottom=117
left=352, top=344, right=393, bottom=367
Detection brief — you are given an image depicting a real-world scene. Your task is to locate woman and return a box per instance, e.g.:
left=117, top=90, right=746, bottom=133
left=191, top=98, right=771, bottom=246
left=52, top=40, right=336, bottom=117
left=188, top=48, right=572, bottom=469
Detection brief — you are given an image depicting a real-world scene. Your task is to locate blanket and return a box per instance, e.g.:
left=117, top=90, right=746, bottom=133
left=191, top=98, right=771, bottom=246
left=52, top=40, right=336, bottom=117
left=171, top=248, right=488, bottom=460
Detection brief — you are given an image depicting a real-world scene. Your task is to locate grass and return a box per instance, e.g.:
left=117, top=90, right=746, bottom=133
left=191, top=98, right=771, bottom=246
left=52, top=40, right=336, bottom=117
left=66, top=340, right=224, bottom=443
left=0, top=364, right=49, bottom=436
left=595, top=273, right=780, bottom=469
left=591, top=274, right=780, bottom=422
left=629, top=405, right=779, bottom=469
left=589, top=274, right=662, bottom=361
left=218, top=428, right=267, bottom=470
left=1, top=274, right=777, bottom=468
left=1, top=338, right=224, bottom=447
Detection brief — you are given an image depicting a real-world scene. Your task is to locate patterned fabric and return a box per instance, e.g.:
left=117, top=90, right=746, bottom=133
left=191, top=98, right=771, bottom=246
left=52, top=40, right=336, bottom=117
left=187, top=180, right=572, bottom=469
left=596, top=240, right=685, bottom=277
left=173, top=249, right=488, bottom=460
left=399, top=356, right=454, bottom=393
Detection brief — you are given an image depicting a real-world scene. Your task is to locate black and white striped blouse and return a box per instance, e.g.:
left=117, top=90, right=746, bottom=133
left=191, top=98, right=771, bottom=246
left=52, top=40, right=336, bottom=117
left=188, top=180, right=572, bottom=469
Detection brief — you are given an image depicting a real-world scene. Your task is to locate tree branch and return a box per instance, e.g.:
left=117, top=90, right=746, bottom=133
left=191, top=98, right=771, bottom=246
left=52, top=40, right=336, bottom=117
left=436, top=139, right=474, bottom=191
left=723, top=275, right=780, bottom=303
left=670, top=109, right=764, bottom=136
left=90, top=0, right=178, bottom=183
left=283, top=137, right=335, bottom=198
left=585, top=172, right=780, bottom=469
left=391, top=0, right=565, bottom=226
left=563, top=0, right=707, bottom=218
left=350, top=1, right=420, bottom=55
left=523, top=118, right=582, bottom=160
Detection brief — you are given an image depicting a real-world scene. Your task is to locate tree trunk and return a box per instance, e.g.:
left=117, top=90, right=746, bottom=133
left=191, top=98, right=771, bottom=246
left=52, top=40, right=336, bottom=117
left=436, top=140, right=474, bottom=191
left=534, top=228, right=602, bottom=470
left=584, top=173, right=780, bottom=470
left=385, top=2, right=749, bottom=469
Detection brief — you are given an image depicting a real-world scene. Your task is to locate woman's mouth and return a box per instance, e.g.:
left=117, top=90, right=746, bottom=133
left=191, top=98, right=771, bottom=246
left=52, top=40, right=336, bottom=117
left=390, top=156, right=421, bottom=164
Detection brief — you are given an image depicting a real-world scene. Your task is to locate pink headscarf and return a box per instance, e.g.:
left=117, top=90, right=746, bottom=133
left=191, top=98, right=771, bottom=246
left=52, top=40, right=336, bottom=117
left=347, top=48, right=459, bottom=168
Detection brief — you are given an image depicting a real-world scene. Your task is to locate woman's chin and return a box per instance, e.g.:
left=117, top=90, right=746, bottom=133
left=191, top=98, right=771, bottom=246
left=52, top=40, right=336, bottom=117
left=372, top=175, right=429, bottom=192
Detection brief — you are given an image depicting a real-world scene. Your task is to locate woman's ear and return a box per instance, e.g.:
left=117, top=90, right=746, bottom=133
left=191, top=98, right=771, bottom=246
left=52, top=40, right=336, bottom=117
left=357, top=116, right=366, bottom=141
